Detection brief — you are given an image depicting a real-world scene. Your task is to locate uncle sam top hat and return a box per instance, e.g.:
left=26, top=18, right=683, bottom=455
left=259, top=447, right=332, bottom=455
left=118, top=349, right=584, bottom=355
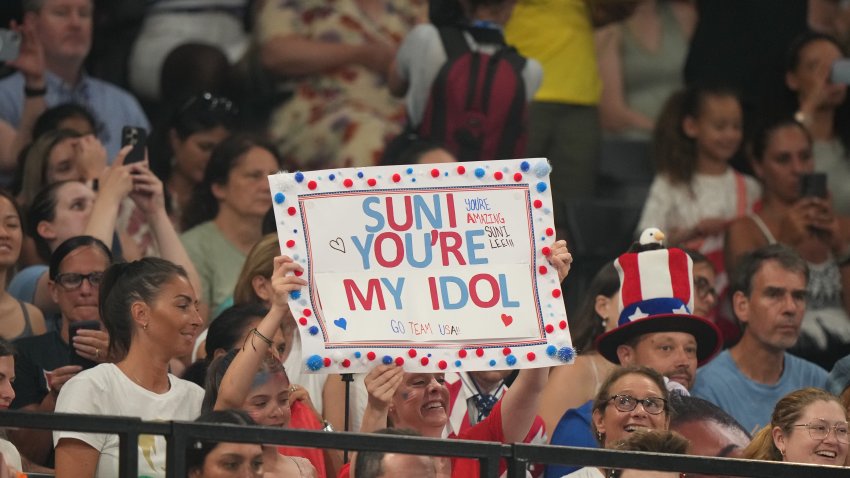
left=595, top=248, right=722, bottom=366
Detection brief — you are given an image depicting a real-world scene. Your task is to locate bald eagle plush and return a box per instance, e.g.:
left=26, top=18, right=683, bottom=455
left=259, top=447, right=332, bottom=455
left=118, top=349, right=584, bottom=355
left=628, top=227, right=666, bottom=253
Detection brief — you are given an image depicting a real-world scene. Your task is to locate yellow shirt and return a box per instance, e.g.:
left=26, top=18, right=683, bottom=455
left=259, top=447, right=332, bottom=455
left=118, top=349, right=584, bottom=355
left=505, top=0, right=601, bottom=105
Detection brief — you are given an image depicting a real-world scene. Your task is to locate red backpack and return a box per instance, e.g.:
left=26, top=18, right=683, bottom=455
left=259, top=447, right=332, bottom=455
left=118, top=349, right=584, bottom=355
left=417, top=26, right=529, bottom=162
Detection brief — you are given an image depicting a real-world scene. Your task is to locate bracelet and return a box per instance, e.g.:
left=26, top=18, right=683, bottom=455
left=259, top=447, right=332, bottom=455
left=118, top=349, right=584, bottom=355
left=251, top=328, right=273, bottom=347
left=24, top=85, right=47, bottom=97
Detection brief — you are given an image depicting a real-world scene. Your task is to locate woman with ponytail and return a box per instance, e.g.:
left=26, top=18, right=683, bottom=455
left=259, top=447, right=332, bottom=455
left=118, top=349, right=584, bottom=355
left=53, top=258, right=205, bottom=478
left=743, top=387, right=848, bottom=466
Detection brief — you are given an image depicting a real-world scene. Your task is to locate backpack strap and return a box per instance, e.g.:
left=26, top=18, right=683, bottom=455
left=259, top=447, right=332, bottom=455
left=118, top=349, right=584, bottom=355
left=437, top=26, right=472, bottom=59
left=495, top=48, right=529, bottom=160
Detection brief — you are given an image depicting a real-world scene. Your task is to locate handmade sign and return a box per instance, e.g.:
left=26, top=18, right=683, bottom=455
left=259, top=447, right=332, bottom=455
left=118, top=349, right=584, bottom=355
left=269, top=158, right=573, bottom=373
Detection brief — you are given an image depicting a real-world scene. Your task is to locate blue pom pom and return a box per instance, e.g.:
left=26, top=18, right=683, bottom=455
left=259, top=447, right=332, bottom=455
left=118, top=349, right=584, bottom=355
left=354, top=351, right=362, bottom=358
left=329, top=174, right=336, bottom=181
left=357, top=171, right=364, bottom=178
left=294, top=172, right=305, bottom=183
left=520, top=161, right=530, bottom=172
left=454, top=360, right=462, bottom=367
left=557, top=347, right=575, bottom=363
left=489, top=359, right=496, bottom=367
left=536, top=182, right=548, bottom=193
left=475, top=168, right=486, bottom=178
left=308, top=326, right=319, bottom=336
left=274, top=192, right=285, bottom=204
left=506, top=354, right=517, bottom=366
left=406, top=167, right=413, bottom=174
left=533, top=161, right=551, bottom=178
left=382, top=355, right=393, bottom=365
left=289, top=290, right=301, bottom=300
left=546, top=345, right=558, bottom=357
left=306, top=355, right=323, bottom=371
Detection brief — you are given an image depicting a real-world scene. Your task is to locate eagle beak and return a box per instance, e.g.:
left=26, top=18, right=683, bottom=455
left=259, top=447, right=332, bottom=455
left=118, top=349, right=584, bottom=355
left=655, top=231, right=666, bottom=242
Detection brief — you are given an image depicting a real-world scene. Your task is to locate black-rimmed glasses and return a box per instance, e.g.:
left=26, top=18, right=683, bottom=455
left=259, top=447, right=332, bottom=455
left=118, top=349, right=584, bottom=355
left=178, top=92, right=239, bottom=116
left=54, top=272, right=104, bottom=290
left=793, top=419, right=849, bottom=444
left=606, top=394, right=667, bottom=415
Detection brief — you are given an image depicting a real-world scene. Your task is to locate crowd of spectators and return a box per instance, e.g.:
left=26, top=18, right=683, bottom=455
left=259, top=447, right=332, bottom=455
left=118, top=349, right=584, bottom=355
left=0, top=0, right=848, bottom=477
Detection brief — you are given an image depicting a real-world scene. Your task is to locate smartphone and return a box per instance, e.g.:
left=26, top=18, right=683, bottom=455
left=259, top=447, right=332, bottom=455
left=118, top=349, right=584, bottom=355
left=800, top=172, right=828, bottom=199
left=121, top=126, right=148, bottom=164
left=832, top=59, right=850, bottom=84
left=69, top=320, right=101, bottom=369
left=0, top=29, right=20, bottom=63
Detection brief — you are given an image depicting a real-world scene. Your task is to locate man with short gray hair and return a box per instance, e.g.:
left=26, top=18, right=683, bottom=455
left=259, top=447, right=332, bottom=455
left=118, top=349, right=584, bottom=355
left=0, top=0, right=148, bottom=159
left=692, top=244, right=828, bottom=433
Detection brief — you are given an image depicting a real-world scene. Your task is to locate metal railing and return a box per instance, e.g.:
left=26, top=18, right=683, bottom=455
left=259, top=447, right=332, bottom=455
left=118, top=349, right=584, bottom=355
left=1, top=410, right=847, bottom=478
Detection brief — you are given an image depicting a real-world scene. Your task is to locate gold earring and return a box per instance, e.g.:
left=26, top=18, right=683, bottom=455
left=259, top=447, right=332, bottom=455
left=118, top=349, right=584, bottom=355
left=143, top=323, right=148, bottom=331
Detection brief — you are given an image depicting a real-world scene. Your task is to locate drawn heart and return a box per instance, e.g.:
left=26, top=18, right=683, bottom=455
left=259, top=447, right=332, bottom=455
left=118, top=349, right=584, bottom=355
left=501, top=314, right=513, bottom=327
left=329, top=237, right=346, bottom=253
left=334, top=317, right=347, bottom=330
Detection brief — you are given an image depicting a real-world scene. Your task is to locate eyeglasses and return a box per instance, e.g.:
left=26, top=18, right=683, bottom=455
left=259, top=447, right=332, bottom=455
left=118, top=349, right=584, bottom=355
left=178, top=92, right=239, bottom=116
left=54, top=272, right=104, bottom=290
left=606, top=394, right=667, bottom=415
left=793, top=419, right=849, bottom=444
left=694, top=276, right=717, bottom=300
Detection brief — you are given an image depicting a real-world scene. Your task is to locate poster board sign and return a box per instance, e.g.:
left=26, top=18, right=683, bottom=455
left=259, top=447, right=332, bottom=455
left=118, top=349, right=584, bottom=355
left=269, top=158, right=573, bottom=373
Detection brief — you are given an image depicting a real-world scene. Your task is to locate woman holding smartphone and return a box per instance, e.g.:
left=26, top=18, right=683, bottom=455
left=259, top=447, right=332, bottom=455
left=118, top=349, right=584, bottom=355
left=725, top=117, right=850, bottom=369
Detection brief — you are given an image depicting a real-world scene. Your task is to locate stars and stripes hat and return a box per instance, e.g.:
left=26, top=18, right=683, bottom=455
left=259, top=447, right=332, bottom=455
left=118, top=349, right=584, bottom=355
left=595, top=248, right=722, bottom=366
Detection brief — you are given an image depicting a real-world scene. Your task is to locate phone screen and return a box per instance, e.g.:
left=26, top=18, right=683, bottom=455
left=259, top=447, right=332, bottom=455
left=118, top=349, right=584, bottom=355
left=800, top=173, right=828, bottom=199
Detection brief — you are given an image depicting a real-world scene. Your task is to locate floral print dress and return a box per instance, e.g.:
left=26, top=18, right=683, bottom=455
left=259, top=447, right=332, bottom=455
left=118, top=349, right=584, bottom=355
left=257, top=0, right=426, bottom=170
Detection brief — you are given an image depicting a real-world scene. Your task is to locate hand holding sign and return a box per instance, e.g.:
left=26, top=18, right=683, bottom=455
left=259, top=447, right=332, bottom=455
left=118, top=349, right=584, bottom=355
left=270, top=255, right=307, bottom=313
left=270, top=159, right=574, bottom=373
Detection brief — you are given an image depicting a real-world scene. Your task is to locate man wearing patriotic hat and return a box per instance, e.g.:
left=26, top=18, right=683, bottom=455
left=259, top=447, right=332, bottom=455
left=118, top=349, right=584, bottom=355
left=594, top=246, right=723, bottom=391
left=545, top=247, right=722, bottom=478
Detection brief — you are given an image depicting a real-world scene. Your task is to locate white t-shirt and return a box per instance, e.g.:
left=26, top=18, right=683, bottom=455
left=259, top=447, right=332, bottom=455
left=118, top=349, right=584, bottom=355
left=54, top=363, right=205, bottom=478
left=562, top=467, right=605, bottom=478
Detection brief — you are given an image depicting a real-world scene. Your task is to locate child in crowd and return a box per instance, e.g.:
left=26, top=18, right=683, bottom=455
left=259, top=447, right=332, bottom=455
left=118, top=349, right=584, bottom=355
left=637, top=85, right=760, bottom=325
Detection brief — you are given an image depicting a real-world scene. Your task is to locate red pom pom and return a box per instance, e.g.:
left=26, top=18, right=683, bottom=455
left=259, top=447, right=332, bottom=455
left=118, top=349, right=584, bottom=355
left=476, top=348, right=484, bottom=357
left=494, top=171, right=504, bottom=180
left=456, top=165, right=466, bottom=174
left=533, top=200, right=543, bottom=208
left=394, top=357, right=404, bottom=366
left=287, top=207, right=297, bottom=216
left=539, top=265, right=548, bottom=275
left=514, top=173, right=523, bottom=182
left=502, top=347, right=511, bottom=356
left=541, top=246, right=551, bottom=256
left=431, top=168, right=440, bottom=178
left=552, top=289, right=562, bottom=298
left=546, top=228, right=554, bottom=236
left=298, top=317, right=307, bottom=326
left=293, top=269, right=303, bottom=277
left=408, top=349, right=417, bottom=358
left=420, top=357, right=430, bottom=366
left=545, top=324, right=554, bottom=334
left=527, top=352, right=536, bottom=361
left=367, top=178, right=377, bottom=187
left=323, top=357, right=331, bottom=367
left=392, top=173, right=401, bottom=183
left=438, top=360, right=448, bottom=370
left=286, top=239, right=295, bottom=248
left=307, top=180, right=317, bottom=190
left=341, top=359, right=351, bottom=368
left=343, top=178, right=354, bottom=188
left=559, top=320, right=567, bottom=330
left=458, top=349, right=468, bottom=358
left=303, top=309, right=312, bottom=317
left=367, top=351, right=376, bottom=360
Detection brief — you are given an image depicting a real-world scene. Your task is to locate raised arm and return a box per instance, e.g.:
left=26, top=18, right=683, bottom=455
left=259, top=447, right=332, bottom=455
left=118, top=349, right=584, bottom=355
left=126, top=162, right=202, bottom=304
left=215, top=256, right=306, bottom=410
left=500, top=366, right=549, bottom=444
left=82, top=146, right=133, bottom=246
left=359, top=364, right=404, bottom=433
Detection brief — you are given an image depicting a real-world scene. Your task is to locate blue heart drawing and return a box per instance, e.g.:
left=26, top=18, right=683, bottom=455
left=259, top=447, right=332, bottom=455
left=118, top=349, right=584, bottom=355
left=333, top=317, right=347, bottom=330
